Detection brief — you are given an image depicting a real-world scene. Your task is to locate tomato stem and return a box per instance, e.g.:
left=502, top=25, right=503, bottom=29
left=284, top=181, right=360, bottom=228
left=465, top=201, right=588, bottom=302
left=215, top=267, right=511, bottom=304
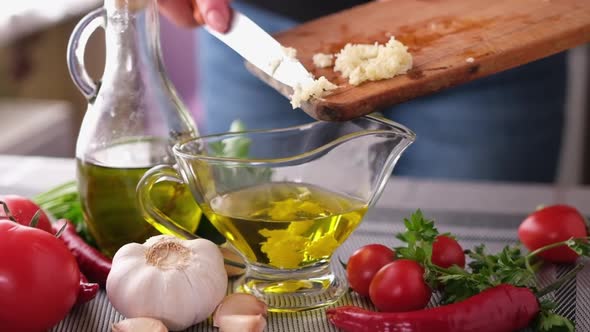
left=0, top=201, right=17, bottom=222
left=54, top=221, right=68, bottom=238
left=524, top=237, right=590, bottom=272
left=535, top=263, right=584, bottom=298
left=29, top=210, right=42, bottom=228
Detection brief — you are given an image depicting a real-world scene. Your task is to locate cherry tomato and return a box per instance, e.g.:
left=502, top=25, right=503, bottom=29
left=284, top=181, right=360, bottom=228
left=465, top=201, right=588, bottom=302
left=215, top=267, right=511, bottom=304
left=518, top=205, right=588, bottom=263
left=369, top=259, right=432, bottom=312
left=0, top=220, right=80, bottom=331
left=346, top=244, right=395, bottom=297
left=431, top=235, right=466, bottom=269
left=0, top=195, right=53, bottom=233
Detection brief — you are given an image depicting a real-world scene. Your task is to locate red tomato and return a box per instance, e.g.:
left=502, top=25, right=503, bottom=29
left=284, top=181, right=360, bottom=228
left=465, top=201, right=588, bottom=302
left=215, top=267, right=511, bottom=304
left=369, top=259, right=432, bottom=312
left=346, top=244, right=395, bottom=297
left=0, top=220, right=80, bottom=331
left=518, top=205, right=588, bottom=263
left=0, top=195, right=53, bottom=233
left=431, top=235, right=466, bottom=269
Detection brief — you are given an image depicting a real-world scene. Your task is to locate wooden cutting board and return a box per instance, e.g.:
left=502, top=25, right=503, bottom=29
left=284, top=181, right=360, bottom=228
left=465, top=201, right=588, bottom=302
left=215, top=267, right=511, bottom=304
left=246, top=0, right=590, bottom=121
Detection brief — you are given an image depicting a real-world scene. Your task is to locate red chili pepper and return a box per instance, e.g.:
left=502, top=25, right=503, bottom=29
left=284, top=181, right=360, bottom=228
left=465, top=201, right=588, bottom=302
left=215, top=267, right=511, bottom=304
left=53, top=219, right=112, bottom=287
left=77, top=272, right=99, bottom=305
left=326, top=284, right=539, bottom=332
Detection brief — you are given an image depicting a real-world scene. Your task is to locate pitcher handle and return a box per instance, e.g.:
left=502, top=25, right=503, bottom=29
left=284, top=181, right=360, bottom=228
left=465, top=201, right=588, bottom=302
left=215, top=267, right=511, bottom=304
left=137, top=165, right=246, bottom=269
left=136, top=164, right=200, bottom=240
left=67, top=8, right=105, bottom=100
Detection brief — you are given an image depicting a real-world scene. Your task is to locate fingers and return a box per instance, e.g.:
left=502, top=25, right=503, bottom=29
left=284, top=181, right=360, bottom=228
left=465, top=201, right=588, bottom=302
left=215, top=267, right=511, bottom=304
left=194, top=0, right=232, bottom=33
left=157, top=0, right=232, bottom=33
left=158, top=0, right=200, bottom=27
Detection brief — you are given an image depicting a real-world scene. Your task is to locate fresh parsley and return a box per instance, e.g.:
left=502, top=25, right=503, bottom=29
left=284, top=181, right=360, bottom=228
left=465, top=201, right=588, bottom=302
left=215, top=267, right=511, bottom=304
left=392, top=209, right=585, bottom=332
left=394, top=209, right=439, bottom=265
left=535, top=300, right=576, bottom=332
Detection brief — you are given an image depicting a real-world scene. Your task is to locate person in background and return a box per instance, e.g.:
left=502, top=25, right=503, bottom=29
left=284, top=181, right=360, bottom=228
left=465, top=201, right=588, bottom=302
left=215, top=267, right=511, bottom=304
left=158, top=0, right=567, bottom=183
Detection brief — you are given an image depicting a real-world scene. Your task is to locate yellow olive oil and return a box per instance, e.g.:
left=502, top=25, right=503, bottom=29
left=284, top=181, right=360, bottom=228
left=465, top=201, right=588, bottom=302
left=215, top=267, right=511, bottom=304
left=202, top=182, right=367, bottom=269
left=77, top=138, right=202, bottom=257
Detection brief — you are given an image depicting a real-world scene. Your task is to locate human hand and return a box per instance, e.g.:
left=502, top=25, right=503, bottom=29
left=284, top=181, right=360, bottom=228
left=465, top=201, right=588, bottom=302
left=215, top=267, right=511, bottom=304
left=158, top=0, right=232, bottom=33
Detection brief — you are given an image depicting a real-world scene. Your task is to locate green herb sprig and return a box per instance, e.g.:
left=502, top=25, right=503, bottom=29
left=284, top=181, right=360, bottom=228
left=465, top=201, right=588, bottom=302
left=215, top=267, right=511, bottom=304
left=393, top=210, right=588, bottom=332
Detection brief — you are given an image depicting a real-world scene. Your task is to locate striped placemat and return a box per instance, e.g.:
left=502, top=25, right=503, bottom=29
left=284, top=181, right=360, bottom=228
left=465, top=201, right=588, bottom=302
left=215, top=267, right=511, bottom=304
left=51, top=208, right=587, bottom=332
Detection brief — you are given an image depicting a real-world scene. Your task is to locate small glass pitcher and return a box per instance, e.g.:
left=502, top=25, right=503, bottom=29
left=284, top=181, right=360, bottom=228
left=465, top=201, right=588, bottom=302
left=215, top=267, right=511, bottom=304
left=137, top=114, right=415, bottom=311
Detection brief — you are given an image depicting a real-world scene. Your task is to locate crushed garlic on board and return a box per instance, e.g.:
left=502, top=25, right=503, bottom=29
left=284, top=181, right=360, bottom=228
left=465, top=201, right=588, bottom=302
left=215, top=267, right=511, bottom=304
left=312, top=53, right=335, bottom=68
left=290, top=77, right=338, bottom=109
left=285, top=36, right=412, bottom=108
left=334, top=36, right=413, bottom=86
left=282, top=46, right=297, bottom=59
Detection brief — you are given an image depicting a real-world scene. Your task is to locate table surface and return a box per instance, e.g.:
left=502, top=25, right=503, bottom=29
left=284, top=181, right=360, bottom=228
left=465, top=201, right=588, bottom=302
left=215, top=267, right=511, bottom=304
left=1, top=155, right=589, bottom=332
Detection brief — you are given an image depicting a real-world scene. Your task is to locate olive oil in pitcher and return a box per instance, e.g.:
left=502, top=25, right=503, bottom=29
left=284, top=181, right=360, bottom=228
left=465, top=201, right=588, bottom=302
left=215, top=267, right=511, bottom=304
left=203, top=182, right=368, bottom=270
left=68, top=0, right=201, bottom=256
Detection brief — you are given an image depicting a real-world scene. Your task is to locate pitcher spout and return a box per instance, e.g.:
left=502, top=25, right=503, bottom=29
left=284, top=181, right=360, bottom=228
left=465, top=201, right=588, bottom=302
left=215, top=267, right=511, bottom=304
left=358, top=115, right=416, bottom=207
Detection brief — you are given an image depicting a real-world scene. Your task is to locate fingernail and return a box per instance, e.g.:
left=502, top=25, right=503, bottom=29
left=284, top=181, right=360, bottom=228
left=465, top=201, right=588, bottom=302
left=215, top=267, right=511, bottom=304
left=206, top=9, right=228, bottom=33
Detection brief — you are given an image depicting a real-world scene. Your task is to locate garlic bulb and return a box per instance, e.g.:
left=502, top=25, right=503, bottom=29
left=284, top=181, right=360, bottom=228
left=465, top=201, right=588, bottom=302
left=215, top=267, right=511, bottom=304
left=106, top=235, right=228, bottom=331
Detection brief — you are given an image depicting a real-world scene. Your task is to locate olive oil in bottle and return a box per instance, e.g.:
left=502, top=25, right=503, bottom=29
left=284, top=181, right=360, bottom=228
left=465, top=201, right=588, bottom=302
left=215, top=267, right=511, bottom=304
left=77, top=138, right=201, bottom=257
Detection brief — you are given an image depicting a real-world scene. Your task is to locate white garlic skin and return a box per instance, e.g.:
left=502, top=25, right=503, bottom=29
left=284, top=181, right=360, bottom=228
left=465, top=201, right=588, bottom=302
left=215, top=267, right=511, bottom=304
left=106, top=235, right=228, bottom=331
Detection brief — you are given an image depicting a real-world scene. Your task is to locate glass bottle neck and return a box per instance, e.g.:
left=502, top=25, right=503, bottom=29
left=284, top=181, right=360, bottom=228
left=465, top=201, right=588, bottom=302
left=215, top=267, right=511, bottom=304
left=103, top=2, right=157, bottom=79
left=99, top=0, right=199, bottom=140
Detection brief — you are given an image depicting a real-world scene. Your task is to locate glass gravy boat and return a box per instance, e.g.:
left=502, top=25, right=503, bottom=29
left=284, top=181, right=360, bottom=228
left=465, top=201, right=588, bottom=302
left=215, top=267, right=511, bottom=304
left=137, top=114, right=415, bottom=312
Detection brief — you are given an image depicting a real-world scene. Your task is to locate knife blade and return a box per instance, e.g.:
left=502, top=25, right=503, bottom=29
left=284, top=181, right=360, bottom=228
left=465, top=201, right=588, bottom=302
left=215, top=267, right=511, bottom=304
left=203, top=11, right=315, bottom=89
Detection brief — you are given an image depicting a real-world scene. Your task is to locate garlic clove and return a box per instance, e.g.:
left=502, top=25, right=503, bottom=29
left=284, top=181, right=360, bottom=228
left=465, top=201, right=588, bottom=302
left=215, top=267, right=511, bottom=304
left=220, top=243, right=246, bottom=277
left=213, top=293, right=268, bottom=327
left=112, top=317, right=168, bottom=332
left=213, top=294, right=268, bottom=332
left=215, top=314, right=267, bottom=332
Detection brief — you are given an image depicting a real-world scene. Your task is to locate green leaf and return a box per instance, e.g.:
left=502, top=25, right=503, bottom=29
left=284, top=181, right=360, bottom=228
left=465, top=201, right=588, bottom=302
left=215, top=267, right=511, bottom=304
left=229, top=119, right=246, bottom=132
left=209, top=120, right=254, bottom=160
left=208, top=141, right=225, bottom=156
left=394, top=209, right=439, bottom=264
left=535, top=310, right=575, bottom=332
left=433, top=242, right=542, bottom=303
left=540, top=299, right=557, bottom=310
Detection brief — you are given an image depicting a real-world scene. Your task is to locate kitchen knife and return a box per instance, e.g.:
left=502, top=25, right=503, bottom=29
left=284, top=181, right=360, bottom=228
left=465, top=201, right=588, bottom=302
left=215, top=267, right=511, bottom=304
left=193, top=7, right=315, bottom=89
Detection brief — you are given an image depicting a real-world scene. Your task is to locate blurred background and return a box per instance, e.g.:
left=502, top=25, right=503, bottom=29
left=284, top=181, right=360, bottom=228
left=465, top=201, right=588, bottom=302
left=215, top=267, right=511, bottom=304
left=0, top=1, right=588, bottom=184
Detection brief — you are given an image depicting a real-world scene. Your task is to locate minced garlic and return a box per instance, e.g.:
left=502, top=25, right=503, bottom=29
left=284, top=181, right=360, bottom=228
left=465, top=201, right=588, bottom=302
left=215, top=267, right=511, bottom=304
left=282, top=46, right=297, bottom=59
left=334, top=36, right=413, bottom=86
left=312, top=53, right=334, bottom=68
left=290, top=76, right=338, bottom=109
